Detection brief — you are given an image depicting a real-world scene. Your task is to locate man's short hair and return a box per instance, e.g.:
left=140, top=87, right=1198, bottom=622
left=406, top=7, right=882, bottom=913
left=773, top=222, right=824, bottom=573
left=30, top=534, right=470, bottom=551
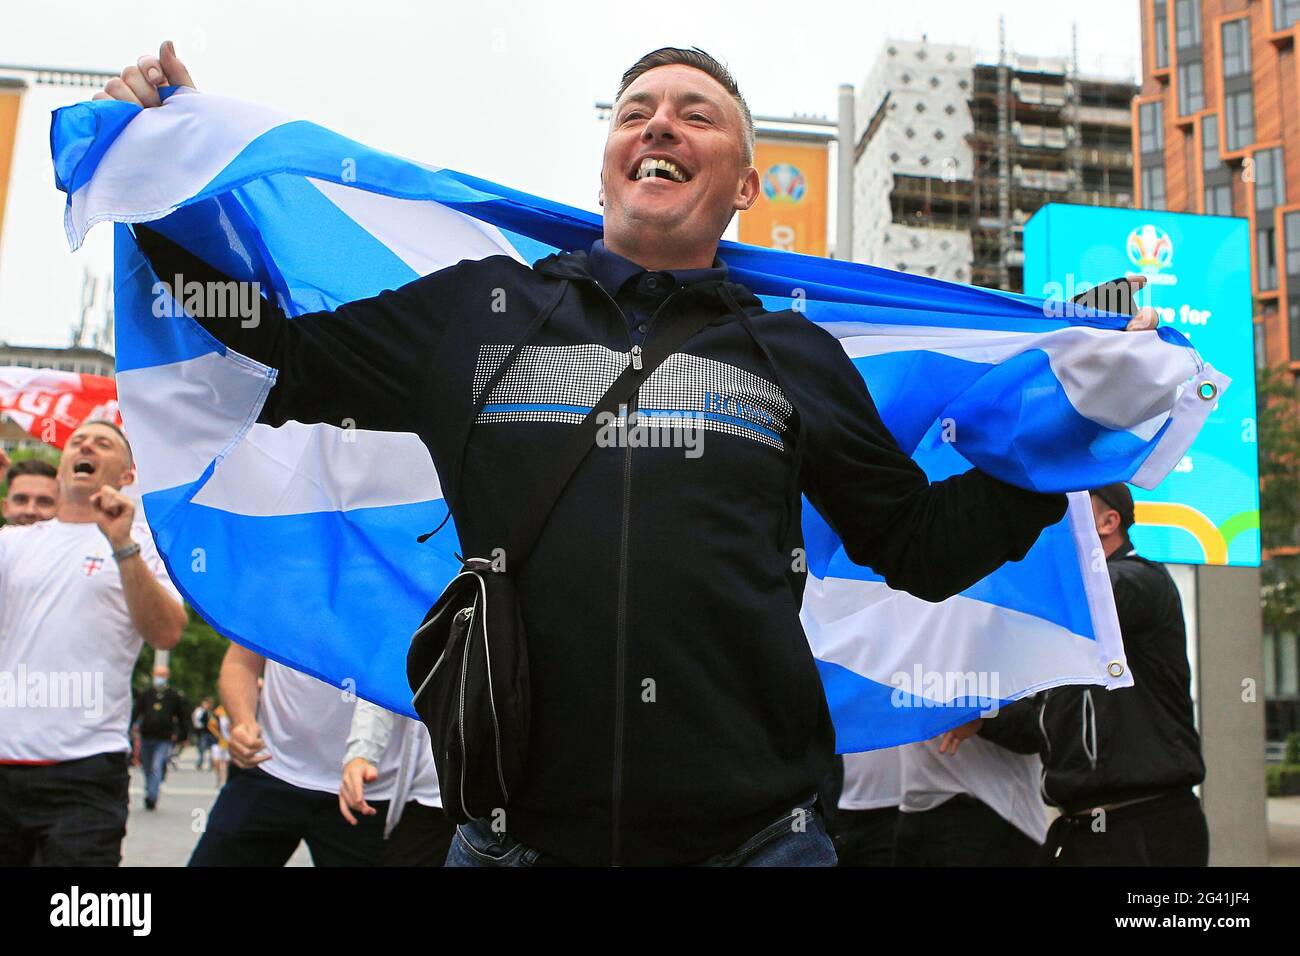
left=6, top=458, right=57, bottom=486
left=75, top=419, right=134, bottom=466
left=616, top=47, right=755, bottom=164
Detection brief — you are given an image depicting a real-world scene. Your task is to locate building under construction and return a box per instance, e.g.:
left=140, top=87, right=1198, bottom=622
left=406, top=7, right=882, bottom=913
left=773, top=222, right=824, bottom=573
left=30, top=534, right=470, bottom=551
left=852, top=34, right=1136, bottom=293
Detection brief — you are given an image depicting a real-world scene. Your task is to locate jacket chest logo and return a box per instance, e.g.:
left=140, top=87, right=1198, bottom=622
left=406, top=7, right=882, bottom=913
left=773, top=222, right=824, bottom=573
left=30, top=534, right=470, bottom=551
left=473, top=344, right=792, bottom=451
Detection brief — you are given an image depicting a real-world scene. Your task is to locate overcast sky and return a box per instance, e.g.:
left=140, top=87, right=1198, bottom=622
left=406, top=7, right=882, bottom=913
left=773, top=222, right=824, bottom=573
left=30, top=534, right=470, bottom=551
left=0, top=0, right=1143, bottom=347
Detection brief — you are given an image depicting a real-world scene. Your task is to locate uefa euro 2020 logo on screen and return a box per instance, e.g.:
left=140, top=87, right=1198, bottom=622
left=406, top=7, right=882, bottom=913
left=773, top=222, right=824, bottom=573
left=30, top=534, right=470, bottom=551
left=1125, top=223, right=1176, bottom=285
left=763, top=163, right=806, bottom=204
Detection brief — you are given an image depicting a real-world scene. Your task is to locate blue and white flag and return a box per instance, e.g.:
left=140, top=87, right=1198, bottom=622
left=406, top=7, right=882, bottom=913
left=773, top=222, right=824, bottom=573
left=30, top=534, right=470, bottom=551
left=52, top=89, right=1227, bottom=751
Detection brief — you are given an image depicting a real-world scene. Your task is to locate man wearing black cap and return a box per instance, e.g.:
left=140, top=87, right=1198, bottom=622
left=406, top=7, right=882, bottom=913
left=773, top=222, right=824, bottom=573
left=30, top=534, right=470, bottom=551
left=940, top=483, right=1208, bottom=866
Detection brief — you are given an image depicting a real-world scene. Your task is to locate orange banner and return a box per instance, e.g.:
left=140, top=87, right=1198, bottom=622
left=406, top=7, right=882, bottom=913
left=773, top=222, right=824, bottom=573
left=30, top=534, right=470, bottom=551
left=739, top=137, right=829, bottom=257
left=0, top=81, right=22, bottom=248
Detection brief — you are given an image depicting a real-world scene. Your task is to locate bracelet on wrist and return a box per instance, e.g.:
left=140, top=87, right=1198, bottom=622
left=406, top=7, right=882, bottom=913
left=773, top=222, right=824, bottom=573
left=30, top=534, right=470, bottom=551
left=112, top=542, right=142, bottom=563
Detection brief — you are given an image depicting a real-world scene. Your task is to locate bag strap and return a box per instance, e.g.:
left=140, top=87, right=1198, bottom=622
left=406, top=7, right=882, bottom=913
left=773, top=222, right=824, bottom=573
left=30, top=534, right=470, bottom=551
left=500, top=292, right=721, bottom=571
left=717, top=284, right=806, bottom=546
left=418, top=280, right=571, bottom=545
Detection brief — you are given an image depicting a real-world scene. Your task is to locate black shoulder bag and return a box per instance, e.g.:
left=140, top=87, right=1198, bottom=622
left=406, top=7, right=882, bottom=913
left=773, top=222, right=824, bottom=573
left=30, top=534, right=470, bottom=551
left=406, top=281, right=720, bottom=824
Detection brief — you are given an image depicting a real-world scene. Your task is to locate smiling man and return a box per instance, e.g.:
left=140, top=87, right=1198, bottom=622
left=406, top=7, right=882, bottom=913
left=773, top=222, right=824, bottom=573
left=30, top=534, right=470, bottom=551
left=1, top=456, right=59, bottom=527
left=0, top=420, right=188, bottom=866
left=101, top=44, right=1156, bottom=867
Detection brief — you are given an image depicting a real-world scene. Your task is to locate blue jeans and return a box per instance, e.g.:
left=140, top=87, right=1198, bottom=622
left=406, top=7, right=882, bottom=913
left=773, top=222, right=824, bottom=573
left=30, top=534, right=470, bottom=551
left=446, top=801, right=837, bottom=867
left=139, top=738, right=171, bottom=805
left=195, top=731, right=215, bottom=769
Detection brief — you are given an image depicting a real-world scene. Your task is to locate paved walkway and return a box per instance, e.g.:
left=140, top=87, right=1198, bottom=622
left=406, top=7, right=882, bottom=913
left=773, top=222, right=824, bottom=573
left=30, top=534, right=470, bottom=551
left=122, top=760, right=310, bottom=867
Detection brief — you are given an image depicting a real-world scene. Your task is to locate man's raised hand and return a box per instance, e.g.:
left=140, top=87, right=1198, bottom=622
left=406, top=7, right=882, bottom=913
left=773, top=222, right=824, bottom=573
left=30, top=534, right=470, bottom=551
left=1070, top=274, right=1160, bottom=332
left=94, top=40, right=195, bottom=107
left=89, top=485, right=136, bottom=550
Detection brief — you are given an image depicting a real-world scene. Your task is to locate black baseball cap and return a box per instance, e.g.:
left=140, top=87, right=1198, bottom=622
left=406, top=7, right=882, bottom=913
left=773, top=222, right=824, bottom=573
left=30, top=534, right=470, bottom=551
left=1090, top=482, right=1135, bottom=531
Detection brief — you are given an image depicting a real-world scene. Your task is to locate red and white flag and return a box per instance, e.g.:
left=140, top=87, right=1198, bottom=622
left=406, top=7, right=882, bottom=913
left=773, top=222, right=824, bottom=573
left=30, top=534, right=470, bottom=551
left=0, top=367, right=120, bottom=449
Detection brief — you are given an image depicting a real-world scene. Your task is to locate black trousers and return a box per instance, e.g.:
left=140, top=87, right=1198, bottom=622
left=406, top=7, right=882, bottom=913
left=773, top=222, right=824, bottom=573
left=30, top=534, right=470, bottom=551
left=828, top=807, right=900, bottom=866
left=1039, top=790, right=1209, bottom=866
left=0, top=752, right=130, bottom=866
left=189, top=764, right=389, bottom=867
left=382, top=801, right=455, bottom=867
left=893, top=793, right=1040, bottom=867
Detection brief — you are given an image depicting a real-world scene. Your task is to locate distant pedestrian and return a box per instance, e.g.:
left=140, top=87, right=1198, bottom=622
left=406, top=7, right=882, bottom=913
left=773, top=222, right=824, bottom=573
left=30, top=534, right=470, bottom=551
left=132, top=665, right=189, bottom=810
left=192, top=697, right=215, bottom=770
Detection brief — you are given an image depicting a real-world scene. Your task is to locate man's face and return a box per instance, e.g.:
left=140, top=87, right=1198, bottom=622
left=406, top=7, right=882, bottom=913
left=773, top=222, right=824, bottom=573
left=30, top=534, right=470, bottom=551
left=2, top=474, right=58, bottom=525
left=58, top=424, right=135, bottom=498
left=601, top=64, right=759, bottom=257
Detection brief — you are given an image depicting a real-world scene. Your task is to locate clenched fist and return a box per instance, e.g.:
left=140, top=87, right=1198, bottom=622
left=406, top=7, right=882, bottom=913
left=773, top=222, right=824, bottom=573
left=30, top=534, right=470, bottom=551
left=94, top=40, right=196, bottom=108
left=89, top=485, right=137, bottom=550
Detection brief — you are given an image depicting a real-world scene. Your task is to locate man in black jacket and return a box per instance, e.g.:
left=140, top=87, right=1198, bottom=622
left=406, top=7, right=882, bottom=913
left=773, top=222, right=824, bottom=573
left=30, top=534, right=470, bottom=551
left=99, top=43, right=1158, bottom=866
left=132, top=665, right=190, bottom=811
left=941, top=483, right=1208, bottom=866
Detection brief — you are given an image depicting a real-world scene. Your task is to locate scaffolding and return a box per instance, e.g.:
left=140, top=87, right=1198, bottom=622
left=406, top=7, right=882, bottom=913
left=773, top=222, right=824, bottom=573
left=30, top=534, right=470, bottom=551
left=854, top=25, right=1136, bottom=291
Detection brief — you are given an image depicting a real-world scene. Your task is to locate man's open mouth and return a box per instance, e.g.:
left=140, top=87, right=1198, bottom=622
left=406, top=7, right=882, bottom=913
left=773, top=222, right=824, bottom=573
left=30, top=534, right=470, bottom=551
left=632, top=157, right=690, bottom=183
left=72, top=460, right=96, bottom=476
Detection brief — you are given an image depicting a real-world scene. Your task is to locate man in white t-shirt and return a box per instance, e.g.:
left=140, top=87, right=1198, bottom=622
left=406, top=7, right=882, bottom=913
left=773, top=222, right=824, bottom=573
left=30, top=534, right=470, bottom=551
left=892, top=733, right=1047, bottom=867
left=188, top=647, right=403, bottom=866
left=0, top=421, right=188, bottom=866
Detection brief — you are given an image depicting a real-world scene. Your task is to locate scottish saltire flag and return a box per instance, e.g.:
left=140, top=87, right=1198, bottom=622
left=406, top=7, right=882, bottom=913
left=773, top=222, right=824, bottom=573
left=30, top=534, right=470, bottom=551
left=51, top=89, right=1228, bottom=751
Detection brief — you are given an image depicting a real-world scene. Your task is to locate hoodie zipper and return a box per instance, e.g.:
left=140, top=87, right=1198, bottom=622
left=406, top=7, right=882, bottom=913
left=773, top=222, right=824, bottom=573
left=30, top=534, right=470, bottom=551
left=1038, top=690, right=1055, bottom=806
left=583, top=277, right=685, bottom=866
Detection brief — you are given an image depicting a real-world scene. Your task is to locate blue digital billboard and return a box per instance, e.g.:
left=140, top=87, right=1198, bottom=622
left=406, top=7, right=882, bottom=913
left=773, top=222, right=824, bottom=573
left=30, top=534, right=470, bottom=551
left=1024, top=203, right=1260, bottom=567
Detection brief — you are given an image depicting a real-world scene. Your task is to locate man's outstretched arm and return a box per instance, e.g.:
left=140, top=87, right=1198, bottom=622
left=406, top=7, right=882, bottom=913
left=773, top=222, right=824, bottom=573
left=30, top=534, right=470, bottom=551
left=132, top=226, right=460, bottom=434
left=98, top=43, right=462, bottom=436
left=785, top=321, right=1068, bottom=603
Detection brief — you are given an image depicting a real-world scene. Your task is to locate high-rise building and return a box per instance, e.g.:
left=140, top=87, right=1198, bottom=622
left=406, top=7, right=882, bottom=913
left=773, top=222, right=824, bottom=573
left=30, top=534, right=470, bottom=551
left=1136, top=1, right=1300, bottom=749
left=853, top=36, right=1135, bottom=292
left=1134, top=0, right=1300, bottom=370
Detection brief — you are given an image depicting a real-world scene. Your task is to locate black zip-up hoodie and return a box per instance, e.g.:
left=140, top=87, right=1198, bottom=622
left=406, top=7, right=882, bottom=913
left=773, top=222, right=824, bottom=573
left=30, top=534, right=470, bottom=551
left=979, top=548, right=1205, bottom=813
left=136, top=226, right=1067, bottom=865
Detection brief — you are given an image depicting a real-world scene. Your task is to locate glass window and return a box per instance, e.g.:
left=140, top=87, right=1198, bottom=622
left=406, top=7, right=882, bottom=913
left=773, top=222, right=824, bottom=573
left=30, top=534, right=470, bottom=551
left=1175, top=0, right=1202, bottom=48
left=1256, top=319, right=1268, bottom=370
left=1178, top=62, right=1205, bottom=114
left=1275, top=0, right=1300, bottom=31
left=1223, top=19, right=1252, bottom=78
left=1225, top=90, right=1255, bottom=151
left=1265, top=630, right=1278, bottom=695
left=1290, top=297, right=1300, bottom=361
left=1155, top=0, right=1171, bottom=69
left=1282, top=631, right=1299, bottom=696
left=1287, top=211, right=1300, bottom=275
left=1142, top=166, right=1167, bottom=209
left=1255, top=147, right=1286, bottom=210
left=1259, top=225, right=1279, bottom=290
left=1205, top=182, right=1233, bottom=215
left=1140, top=100, right=1164, bottom=153
left=1202, top=114, right=1220, bottom=170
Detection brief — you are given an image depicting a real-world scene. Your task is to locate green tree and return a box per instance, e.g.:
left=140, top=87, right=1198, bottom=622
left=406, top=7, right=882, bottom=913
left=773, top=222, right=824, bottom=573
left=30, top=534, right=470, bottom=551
left=132, top=612, right=231, bottom=708
left=1257, top=365, right=1300, bottom=631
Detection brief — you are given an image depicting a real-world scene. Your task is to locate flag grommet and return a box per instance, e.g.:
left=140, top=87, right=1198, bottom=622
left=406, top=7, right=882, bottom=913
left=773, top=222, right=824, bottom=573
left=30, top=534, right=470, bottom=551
left=1196, top=381, right=1218, bottom=401
left=1107, top=660, right=1125, bottom=677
